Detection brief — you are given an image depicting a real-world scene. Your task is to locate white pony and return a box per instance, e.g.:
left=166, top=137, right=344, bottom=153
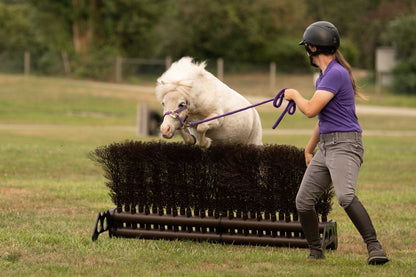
left=155, top=57, right=262, bottom=148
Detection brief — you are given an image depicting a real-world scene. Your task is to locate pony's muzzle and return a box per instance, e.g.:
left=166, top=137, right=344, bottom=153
left=162, top=134, right=173, bottom=139
left=160, top=124, right=173, bottom=139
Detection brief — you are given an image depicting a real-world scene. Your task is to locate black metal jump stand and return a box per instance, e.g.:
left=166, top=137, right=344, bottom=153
left=92, top=207, right=337, bottom=250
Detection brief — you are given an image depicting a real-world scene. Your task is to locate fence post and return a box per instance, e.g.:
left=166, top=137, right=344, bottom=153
left=217, top=58, right=224, bottom=81
left=165, top=56, right=172, bottom=69
left=24, top=51, right=30, bottom=76
left=269, top=62, right=276, bottom=91
left=137, top=103, right=149, bottom=137
left=61, top=51, right=71, bottom=76
left=115, top=56, right=122, bottom=83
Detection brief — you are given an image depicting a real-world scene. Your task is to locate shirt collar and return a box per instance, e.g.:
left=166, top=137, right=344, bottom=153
left=321, top=59, right=337, bottom=75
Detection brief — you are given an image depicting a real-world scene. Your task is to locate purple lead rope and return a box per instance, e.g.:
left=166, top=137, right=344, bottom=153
left=188, top=88, right=296, bottom=129
left=271, top=89, right=296, bottom=129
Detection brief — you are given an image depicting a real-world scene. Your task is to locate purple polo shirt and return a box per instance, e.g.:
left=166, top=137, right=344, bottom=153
left=316, top=60, right=362, bottom=134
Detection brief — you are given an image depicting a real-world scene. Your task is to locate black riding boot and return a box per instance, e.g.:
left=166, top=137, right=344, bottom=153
left=298, top=209, right=325, bottom=259
left=344, top=196, right=390, bottom=265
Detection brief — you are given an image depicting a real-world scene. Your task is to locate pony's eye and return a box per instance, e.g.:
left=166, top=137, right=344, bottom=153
left=178, top=102, right=186, bottom=108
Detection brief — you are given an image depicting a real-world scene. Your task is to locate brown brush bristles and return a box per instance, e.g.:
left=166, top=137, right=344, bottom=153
left=90, top=141, right=334, bottom=221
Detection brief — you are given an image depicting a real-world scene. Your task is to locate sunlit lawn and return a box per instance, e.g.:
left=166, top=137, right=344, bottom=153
left=0, top=74, right=415, bottom=276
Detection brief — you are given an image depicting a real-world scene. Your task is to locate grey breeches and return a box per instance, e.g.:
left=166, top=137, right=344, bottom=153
left=296, top=132, right=364, bottom=212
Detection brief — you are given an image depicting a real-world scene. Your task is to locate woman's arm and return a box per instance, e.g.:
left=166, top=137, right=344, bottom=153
left=284, top=89, right=334, bottom=118
left=283, top=88, right=331, bottom=166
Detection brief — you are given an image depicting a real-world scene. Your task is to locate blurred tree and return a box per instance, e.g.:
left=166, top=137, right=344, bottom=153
left=381, top=15, right=416, bottom=60
left=100, top=0, right=168, bottom=57
left=22, top=0, right=168, bottom=78
left=2, top=0, right=416, bottom=78
left=159, top=0, right=310, bottom=64
left=381, top=15, right=416, bottom=94
left=0, top=1, right=41, bottom=73
left=72, top=0, right=95, bottom=58
left=27, top=0, right=167, bottom=58
left=304, top=0, right=416, bottom=68
left=0, top=2, right=34, bottom=51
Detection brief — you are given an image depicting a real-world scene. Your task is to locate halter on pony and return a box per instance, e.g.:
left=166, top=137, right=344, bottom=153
left=163, top=104, right=189, bottom=129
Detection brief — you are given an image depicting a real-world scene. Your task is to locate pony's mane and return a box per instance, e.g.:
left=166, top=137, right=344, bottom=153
left=155, top=57, right=208, bottom=101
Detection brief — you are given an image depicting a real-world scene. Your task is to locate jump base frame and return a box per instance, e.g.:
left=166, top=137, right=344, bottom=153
left=90, top=141, right=338, bottom=249
left=93, top=207, right=338, bottom=249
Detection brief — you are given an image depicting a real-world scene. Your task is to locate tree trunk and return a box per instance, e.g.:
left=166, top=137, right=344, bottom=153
left=71, top=0, right=96, bottom=59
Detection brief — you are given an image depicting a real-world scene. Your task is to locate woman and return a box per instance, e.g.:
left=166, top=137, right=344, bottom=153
left=284, top=21, right=389, bottom=265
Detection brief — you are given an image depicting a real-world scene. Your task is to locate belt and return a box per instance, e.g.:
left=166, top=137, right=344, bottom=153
left=320, top=131, right=361, bottom=143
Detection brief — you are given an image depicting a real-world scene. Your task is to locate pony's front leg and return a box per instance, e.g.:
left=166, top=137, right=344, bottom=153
left=196, top=117, right=222, bottom=148
left=197, top=130, right=212, bottom=148
left=178, top=128, right=197, bottom=145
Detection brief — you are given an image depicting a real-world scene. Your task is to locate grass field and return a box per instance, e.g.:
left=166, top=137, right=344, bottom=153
left=0, top=73, right=415, bottom=276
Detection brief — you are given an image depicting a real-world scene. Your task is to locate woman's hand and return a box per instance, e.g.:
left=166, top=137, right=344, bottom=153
left=304, top=122, right=319, bottom=167
left=284, top=88, right=299, bottom=101
left=305, top=151, right=313, bottom=167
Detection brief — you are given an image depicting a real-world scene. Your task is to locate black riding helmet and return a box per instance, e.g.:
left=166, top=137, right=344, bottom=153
left=299, top=21, right=340, bottom=56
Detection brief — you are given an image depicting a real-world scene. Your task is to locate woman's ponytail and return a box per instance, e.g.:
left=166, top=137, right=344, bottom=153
left=335, top=50, right=367, bottom=100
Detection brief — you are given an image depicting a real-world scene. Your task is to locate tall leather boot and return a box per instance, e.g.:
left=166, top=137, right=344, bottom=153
left=344, top=196, right=390, bottom=265
left=298, top=209, right=325, bottom=259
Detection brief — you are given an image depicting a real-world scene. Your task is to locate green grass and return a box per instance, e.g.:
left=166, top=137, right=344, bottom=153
left=0, top=73, right=415, bottom=276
